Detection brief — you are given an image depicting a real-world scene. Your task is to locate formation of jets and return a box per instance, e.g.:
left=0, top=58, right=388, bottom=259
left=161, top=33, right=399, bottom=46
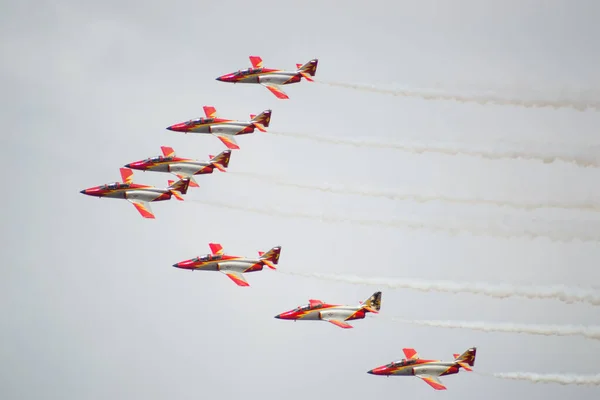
left=80, top=56, right=476, bottom=390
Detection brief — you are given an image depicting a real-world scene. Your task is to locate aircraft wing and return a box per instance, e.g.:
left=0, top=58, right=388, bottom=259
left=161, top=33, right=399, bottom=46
left=416, top=374, right=447, bottom=391
left=171, top=173, right=199, bottom=187
left=168, top=166, right=200, bottom=188
left=249, top=56, right=263, bottom=69
left=161, top=146, right=176, bottom=157
left=203, top=106, right=217, bottom=118
left=403, top=348, right=420, bottom=360
left=261, top=84, right=289, bottom=100
left=321, top=317, right=353, bottom=329
left=220, top=269, right=250, bottom=287
left=213, top=133, right=240, bottom=150
left=128, top=199, right=155, bottom=219
left=209, top=243, right=224, bottom=255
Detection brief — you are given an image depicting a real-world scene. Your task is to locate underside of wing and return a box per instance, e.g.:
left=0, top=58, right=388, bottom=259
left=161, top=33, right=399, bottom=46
left=213, top=134, right=240, bottom=150
left=128, top=199, right=155, bottom=219
left=416, top=375, right=447, bottom=391
left=323, top=318, right=353, bottom=329
left=220, top=270, right=250, bottom=287
left=171, top=172, right=199, bottom=187
left=261, top=84, right=289, bottom=100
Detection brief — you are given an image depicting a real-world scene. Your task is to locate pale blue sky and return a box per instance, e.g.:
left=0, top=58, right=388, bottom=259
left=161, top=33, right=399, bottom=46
left=2, top=0, right=599, bottom=399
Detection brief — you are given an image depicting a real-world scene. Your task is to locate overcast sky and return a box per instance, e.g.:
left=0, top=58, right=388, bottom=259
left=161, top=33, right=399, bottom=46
left=2, top=0, right=599, bottom=399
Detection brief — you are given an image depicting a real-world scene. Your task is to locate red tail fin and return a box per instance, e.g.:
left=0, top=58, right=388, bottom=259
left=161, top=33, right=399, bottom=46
left=259, top=246, right=281, bottom=269
left=250, top=110, right=272, bottom=131
left=209, top=150, right=231, bottom=172
left=297, top=59, right=318, bottom=81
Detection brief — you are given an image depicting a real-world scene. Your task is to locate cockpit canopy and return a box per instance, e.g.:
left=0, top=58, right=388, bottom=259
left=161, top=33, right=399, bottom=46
left=194, top=254, right=222, bottom=262
left=186, top=117, right=214, bottom=125
left=294, top=303, right=323, bottom=311
left=145, top=155, right=172, bottom=163
left=386, top=359, right=417, bottom=367
left=105, top=182, right=129, bottom=190
left=235, top=68, right=262, bottom=76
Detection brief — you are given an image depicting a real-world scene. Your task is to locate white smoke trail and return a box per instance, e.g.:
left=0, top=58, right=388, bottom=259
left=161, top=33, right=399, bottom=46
left=490, top=372, right=600, bottom=386
left=190, top=199, right=600, bottom=243
left=230, top=171, right=600, bottom=212
left=279, top=271, right=600, bottom=307
left=391, top=318, right=600, bottom=341
left=269, top=131, right=600, bottom=168
left=317, top=80, right=600, bottom=112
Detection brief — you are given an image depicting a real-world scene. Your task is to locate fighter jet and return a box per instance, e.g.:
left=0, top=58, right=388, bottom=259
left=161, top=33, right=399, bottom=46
left=216, top=56, right=318, bottom=99
left=79, top=168, right=190, bottom=219
left=367, top=347, right=477, bottom=390
left=274, top=291, right=382, bottom=329
left=124, top=146, right=231, bottom=188
left=172, top=243, right=282, bottom=287
left=166, top=106, right=271, bottom=150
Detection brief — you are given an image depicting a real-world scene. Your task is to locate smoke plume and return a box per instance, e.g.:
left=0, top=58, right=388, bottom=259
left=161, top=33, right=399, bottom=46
left=318, top=80, right=600, bottom=112
left=491, top=372, right=600, bottom=386
left=391, top=318, right=600, bottom=341
left=269, top=131, right=600, bottom=168
left=231, top=171, right=600, bottom=212
left=279, top=271, right=600, bottom=306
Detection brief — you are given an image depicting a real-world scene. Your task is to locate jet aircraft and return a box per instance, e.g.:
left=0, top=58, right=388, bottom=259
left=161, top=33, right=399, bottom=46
left=124, top=146, right=231, bottom=188
left=274, top=291, right=382, bottom=329
left=166, top=106, right=271, bottom=150
left=216, top=56, right=318, bottom=99
left=172, top=243, right=282, bottom=287
left=79, top=168, right=190, bottom=219
left=367, top=347, right=477, bottom=390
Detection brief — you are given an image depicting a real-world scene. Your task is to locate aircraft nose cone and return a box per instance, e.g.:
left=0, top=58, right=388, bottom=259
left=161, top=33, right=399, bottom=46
left=79, top=189, right=86, bottom=194
left=166, top=126, right=174, bottom=131
left=216, top=76, right=223, bottom=81
left=172, top=263, right=179, bottom=268
left=274, top=315, right=281, bottom=319
left=367, top=370, right=374, bottom=374
left=124, top=163, right=131, bottom=168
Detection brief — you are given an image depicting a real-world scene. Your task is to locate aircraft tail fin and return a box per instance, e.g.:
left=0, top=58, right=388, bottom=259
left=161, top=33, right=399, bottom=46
left=258, top=246, right=281, bottom=269
left=296, top=59, right=318, bottom=81
left=454, top=347, right=477, bottom=371
left=208, top=150, right=231, bottom=172
left=167, top=178, right=191, bottom=199
left=360, top=291, right=382, bottom=313
left=250, top=109, right=272, bottom=131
